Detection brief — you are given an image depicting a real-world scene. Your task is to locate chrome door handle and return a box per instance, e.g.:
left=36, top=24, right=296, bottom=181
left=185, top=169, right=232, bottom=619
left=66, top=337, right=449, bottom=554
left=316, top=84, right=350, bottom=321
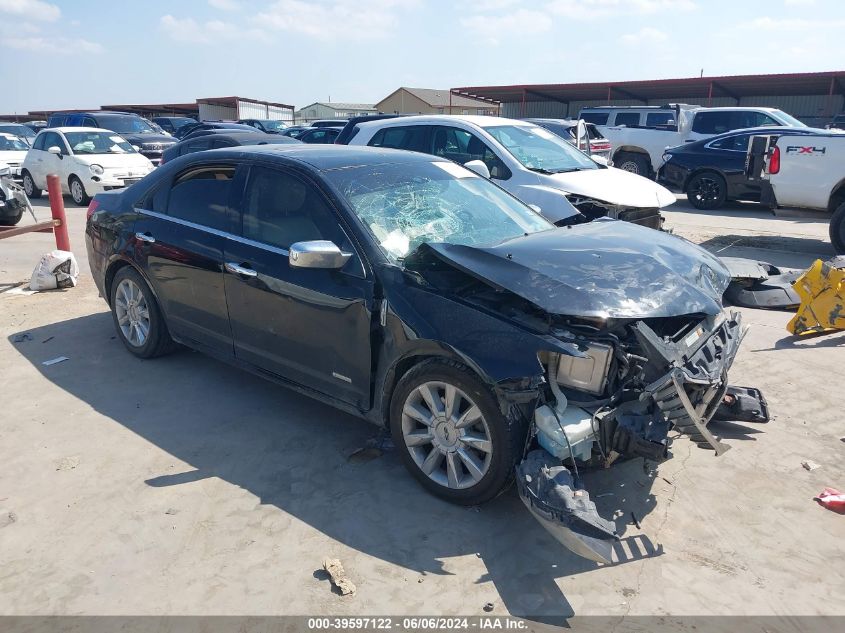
left=225, top=262, right=258, bottom=277
left=135, top=232, right=155, bottom=243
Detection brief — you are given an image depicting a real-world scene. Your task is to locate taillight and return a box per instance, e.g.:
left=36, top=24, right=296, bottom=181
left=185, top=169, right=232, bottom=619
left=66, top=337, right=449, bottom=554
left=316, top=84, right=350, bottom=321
left=86, top=199, right=100, bottom=221
left=769, top=146, right=780, bottom=174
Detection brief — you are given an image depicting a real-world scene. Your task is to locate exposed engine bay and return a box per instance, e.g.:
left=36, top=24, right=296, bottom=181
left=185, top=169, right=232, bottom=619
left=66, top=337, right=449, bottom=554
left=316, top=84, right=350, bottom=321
left=566, top=194, right=663, bottom=230
left=404, top=221, right=770, bottom=563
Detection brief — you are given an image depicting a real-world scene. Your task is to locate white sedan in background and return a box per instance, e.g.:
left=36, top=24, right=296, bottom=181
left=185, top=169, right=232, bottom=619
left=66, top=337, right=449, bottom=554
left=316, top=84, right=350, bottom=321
left=0, top=132, right=30, bottom=182
left=347, top=115, right=675, bottom=228
left=22, top=127, right=154, bottom=205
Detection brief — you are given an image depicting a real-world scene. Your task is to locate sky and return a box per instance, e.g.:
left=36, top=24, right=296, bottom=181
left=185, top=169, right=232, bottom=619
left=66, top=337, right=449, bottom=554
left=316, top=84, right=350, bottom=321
left=1, top=0, right=843, bottom=114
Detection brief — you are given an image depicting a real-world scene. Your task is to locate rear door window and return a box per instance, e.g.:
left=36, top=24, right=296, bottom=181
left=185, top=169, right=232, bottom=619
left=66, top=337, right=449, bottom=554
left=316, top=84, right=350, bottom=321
left=368, top=126, right=428, bottom=152
left=166, top=164, right=237, bottom=232
left=180, top=138, right=212, bottom=156
left=580, top=112, right=609, bottom=125
left=730, top=111, right=779, bottom=129
left=709, top=134, right=749, bottom=151
left=613, top=112, right=640, bottom=127
left=692, top=111, right=732, bottom=134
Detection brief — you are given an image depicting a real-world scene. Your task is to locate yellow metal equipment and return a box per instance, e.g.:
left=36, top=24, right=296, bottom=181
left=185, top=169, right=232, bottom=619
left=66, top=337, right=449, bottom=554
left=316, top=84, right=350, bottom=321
left=787, top=258, right=845, bottom=335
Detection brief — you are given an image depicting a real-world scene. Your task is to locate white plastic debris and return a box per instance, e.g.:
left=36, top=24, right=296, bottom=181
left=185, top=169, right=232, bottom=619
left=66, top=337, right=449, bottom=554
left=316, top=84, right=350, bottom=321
left=802, top=460, right=821, bottom=472
left=29, top=250, right=79, bottom=291
left=42, top=356, right=69, bottom=366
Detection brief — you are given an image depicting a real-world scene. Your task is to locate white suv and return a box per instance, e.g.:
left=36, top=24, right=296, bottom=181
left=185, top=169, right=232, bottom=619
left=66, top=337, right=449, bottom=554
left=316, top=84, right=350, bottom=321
left=22, top=127, right=154, bottom=205
left=346, top=115, right=675, bottom=228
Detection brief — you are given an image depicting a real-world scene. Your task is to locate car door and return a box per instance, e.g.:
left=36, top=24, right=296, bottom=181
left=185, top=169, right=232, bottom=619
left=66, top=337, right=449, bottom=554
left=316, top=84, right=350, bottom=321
left=25, top=132, right=48, bottom=184
left=705, top=133, right=758, bottom=198
left=223, top=163, right=374, bottom=408
left=430, top=126, right=511, bottom=180
left=131, top=161, right=240, bottom=356
left=38, top=131, right=68, bottom=189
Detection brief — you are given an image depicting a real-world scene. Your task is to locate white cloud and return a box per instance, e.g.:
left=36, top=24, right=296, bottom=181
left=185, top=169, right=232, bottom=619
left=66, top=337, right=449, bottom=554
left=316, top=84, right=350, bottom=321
left=0, top=0, right=60, bottom=21
left=159, top=14, right=267, bottom=44
left=461, top=9, right=553, bottom=45
left=746, top=16, right=845, bottom=30
left=3, top=36, right=103, bottom=53
left=546, top=0, right=696, bottom=19
left=208, top=0, right=240, bottom=10
left=621, top=26, right=668, bottom=44
left=784, top=0, right=814, bottom=5
left=255, top=0, right=418, bottom=40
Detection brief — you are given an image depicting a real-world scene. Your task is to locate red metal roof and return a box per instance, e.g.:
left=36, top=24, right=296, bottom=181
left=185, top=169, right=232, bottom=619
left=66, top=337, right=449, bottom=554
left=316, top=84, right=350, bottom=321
left=452, top=71, right=845, bottom=104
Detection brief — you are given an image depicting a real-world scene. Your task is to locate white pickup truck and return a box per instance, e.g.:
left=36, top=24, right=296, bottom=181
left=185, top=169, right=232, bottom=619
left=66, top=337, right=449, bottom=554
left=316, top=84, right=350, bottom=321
left=746, top=132, right=845, bottom=253
left=588, top=106, right=805, bottom=178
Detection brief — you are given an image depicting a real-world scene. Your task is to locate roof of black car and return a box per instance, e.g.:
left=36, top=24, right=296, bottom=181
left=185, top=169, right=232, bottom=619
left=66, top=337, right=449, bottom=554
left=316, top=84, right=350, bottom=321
left=206, top=144, right=446, bottom=170
left=211, top=132, right=300, bottom=144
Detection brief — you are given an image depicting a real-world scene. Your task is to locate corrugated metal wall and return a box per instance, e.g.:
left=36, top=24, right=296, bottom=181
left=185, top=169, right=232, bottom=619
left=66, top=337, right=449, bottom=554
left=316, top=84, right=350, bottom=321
left=267, top=105, right=293, bottom=122
left=237, top=100, right=268, bottom=119
left=198, top=103, right=236, bottom=121
left=500, top=93, right=843, bottom=126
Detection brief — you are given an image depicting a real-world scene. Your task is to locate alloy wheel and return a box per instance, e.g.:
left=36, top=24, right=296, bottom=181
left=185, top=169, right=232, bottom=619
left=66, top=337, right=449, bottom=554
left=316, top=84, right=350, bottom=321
left=71, top=179, right=85, bottom=205
left=690, top=177, right=721, bottom=205
left=23, top=174, right=35, bottom=197
left=114, top=278, right=151, bottom=347
left=401, top=381, right=493, bottom=489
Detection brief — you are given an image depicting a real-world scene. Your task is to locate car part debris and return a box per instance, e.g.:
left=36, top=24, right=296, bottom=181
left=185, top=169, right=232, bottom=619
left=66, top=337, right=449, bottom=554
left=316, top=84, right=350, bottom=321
left=721, top=257, right=801, bottom=310
left=516, top=450, right=619, bottom=564
left=483, top=602, right=494, bottom=613
left=12, top=333, right=32, bottom=343
left=630, top=512, right=641, bottom=530
left=322, top=558, right=356, bottom=596
left=712, top=386, right=770, bottom=424
left=42, top=356, right=69, bottom=366
left=788, top=257, right=845, bottom=335
left=29, top=250, right=79, bottom=291
left=814, top=488, right=845, bottom=513
left=802, top=460, right=822, bottom=472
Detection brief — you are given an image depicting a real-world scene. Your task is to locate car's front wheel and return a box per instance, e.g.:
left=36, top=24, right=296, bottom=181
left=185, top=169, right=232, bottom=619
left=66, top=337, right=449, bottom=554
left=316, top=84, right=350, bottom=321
left=686, top=172, right=727, bottom=210
left=389, top=359, right=523, bottom=505
left=614, top=151, right=650, bottom=177
left=110, top=267, right=174, bottom=358
left=69, top=175, right=90, bottom=206
left=22, top=171, right=42, bottom=199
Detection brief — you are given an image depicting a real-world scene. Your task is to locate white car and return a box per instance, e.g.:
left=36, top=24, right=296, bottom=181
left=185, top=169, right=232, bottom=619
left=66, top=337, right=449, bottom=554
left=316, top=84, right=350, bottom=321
left=21, top=127, right=154, bottom=205
left=0, top=132, right=30, bottom=181
left=347, top=115, right=674, bottom=228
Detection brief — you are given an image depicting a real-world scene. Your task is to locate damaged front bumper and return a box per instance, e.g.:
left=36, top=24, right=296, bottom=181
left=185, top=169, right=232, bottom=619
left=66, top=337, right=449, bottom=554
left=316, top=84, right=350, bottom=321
left=514, top=310, right=769, bottom=563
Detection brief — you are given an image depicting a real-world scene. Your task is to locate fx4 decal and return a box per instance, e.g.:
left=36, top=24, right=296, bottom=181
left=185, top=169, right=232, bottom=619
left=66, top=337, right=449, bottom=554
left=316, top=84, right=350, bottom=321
left=785, top=146, right=826, bottom=155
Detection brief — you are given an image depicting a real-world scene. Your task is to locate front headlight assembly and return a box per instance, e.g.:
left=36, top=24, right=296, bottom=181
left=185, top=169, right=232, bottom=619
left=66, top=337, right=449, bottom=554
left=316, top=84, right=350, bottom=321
left=89, top=164, right=104, bottom=175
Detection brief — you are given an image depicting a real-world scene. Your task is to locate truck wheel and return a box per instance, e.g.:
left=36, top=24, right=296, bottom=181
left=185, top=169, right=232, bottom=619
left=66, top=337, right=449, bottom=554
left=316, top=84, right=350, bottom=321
left=686, top=172, right=727, bottom=210
left=831, top=201, right=845, bottom=254
left=22, top=171, right=42, bottom=199
left=614, top=152, right=650, bottom=177
left=0, top=208, right=23, bottom=226
left=389, top=359, right=524, bottom=506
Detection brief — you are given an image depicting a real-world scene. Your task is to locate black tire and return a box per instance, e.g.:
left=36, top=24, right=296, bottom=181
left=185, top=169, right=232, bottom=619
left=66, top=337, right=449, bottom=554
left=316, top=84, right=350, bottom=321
left=69, top=175, right=90, bottom=206
left=0, top=208, right=23, bottom=226
left=686, top=171, right=727, bottom=210
left=614, top=151, right=650, bottom=177
left=389, top=358, right=525, bottom=505
left=831, top=201, right=845, bottom=254
left=109, top=267, right=175, bottom=359
left=22, top=170, right=42, bottom=199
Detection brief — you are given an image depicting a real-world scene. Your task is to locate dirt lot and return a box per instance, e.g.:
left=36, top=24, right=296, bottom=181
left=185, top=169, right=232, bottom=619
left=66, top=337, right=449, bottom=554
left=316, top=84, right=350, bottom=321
left=1, top=195, right=843, bottom=623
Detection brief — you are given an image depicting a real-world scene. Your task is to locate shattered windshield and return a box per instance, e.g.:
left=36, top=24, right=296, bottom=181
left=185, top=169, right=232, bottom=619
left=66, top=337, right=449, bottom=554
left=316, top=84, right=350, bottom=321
left=326, top=160, right=553, bottom=262
left=485, top=125, right=598, bottom=173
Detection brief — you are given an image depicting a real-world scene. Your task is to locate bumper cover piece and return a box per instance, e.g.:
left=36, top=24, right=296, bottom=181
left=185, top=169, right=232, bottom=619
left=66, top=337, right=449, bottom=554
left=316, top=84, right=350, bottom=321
left=721, top=257, right=801, bottom=310
left=516, top=450, right=619, bottom=564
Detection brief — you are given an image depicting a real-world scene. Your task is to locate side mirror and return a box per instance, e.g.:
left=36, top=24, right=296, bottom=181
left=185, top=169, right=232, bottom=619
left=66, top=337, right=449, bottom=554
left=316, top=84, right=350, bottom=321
left=47, top=146, right=62, bottom=156
left=463, top=160, right=490, bottom=179
left=289, top=240, right=351, bottom=269
left=591, top=155, right=609, bottom=166
left=528, top=204, right=542, bottom=213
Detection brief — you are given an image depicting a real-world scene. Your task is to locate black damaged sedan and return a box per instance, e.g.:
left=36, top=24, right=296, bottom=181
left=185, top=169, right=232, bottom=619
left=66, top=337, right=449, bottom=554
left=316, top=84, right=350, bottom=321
left=86, top=146, right=767, bottom=563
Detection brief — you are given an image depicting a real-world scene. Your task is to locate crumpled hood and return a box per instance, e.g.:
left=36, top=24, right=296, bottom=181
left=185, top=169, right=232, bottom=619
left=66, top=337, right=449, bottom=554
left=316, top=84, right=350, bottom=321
left=542, top=167, right=677, bottom=209
left=412, top=219, right=730, bottom=319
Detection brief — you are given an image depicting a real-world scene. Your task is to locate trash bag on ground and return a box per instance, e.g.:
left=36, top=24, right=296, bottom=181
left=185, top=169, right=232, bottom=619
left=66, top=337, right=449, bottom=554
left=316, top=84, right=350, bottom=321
left=29, top=250, right=79, bottom=291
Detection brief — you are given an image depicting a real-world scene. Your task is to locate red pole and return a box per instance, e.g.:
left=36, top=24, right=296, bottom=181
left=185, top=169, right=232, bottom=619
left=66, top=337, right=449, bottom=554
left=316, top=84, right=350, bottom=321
left=46, top=174, right=70, bottom=251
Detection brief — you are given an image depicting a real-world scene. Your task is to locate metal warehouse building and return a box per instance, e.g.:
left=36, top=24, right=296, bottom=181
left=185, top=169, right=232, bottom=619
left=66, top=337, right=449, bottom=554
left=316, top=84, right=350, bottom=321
left=451, top=71, right=845, bottom=127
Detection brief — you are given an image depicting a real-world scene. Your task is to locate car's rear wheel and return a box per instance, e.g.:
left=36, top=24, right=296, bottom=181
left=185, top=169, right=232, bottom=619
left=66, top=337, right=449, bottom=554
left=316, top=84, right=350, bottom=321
left=69, top=175, right=90, bottom=206
left=614, top=151, right=650, bottom=177
left=686, top=172, right=727, bottom=210
left=389, top=359, right=523, bottom=505
left=831, top=201, right=845, bottom=254
left=0, top=207, right=23, bottom=226
left=110, top=267, right=174, bottom=358
left=22, top=171, right=41, bottom=199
